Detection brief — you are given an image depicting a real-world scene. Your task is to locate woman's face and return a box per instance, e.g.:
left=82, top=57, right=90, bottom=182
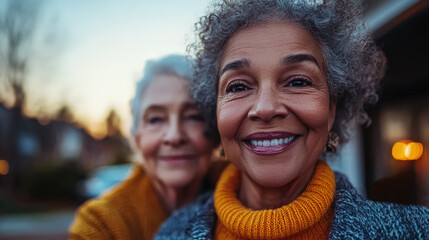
left=217, top=21, right=336, bottom=188
left=135, top=74, right=212, bottom=188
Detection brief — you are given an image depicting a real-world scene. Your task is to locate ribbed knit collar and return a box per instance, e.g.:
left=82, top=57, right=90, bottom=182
left=214, top=161, right=335, bottom=240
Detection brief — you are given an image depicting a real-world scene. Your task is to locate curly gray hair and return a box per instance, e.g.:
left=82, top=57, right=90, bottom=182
left=188, top=0, right=386, bottom=143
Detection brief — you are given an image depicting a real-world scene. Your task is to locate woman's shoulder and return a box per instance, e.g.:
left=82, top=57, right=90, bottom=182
left=73, top=165, right=146, bottom=216
left=332, top=172, right=429, bottom=239
left=155, top=191, right=216, bottom=240
left=69, top=195, right=127, bottom=239
left=70, top=165, right=169, bottom=239
left=69, top=166, right=145, bottom=226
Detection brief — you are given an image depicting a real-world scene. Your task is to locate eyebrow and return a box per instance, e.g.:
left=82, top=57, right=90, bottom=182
left=220, top=54, right=320, bottom=76
left=142, top=102, right=197, bottom=115
left=220, top=59, right=250, bottom=75
left=183, top=102, right=199, bottom=111
left=142, top=105, right=165, bottom=114
left=282, top=54, right=321, bottom=69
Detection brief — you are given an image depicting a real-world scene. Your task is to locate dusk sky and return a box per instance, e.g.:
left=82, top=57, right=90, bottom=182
left=4, top=0, right=212, bottom=138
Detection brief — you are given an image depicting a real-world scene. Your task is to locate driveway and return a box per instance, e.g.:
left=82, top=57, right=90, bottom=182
left=0, top=210, right=75, bottom=240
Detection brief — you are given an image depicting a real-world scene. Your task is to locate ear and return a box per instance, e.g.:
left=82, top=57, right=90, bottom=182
left=328, top=98, right=337, bottom=131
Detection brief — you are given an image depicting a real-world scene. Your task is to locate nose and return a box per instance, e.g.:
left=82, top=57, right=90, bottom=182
left=163, top=118, right=186, bottom=146
left=248, top=87, right=288, bottom=122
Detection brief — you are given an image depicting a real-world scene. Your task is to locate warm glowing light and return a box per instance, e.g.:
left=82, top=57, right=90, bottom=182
left=392, top=140, right=424, bottom=161
left=0, top=160, right=9, bottom=175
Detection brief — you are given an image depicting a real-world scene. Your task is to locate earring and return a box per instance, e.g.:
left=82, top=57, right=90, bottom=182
left=220, top=147, right=225, bottom=157
left=218, top=146, right=230, bottom=161
left=326, top=131, right=339, bottom=153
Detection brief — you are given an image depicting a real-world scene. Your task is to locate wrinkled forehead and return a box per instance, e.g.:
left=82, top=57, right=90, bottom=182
left=219, top=20, right=325, bottom=74
left=139, top=74, right=193, bottom=113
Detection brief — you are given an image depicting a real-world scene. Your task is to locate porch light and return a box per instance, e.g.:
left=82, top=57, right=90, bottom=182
left=0, top=160, right=9, bottom=175
left=392, top=140, right=423, bottom=161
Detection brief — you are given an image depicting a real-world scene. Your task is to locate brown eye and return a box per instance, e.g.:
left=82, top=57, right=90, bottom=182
left=288, top=77, right=312, bottom=87
left=187, top=114, right=204, bottom=122
left=148, top=117, right=162, bottom=124
left=148, top=116, right=164, bottom=124
left=226, top=81, right=249, bottom=93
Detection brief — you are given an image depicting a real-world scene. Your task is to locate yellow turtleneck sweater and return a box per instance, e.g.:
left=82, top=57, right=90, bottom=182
left=214, top=161, right=335, bottom=240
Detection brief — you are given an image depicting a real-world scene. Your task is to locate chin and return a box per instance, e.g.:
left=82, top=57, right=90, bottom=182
left=253, top=176, right=292, bottom=188
left=248, top=166, right=297, bottom=188
left=160, top=172, right=196, bottom=188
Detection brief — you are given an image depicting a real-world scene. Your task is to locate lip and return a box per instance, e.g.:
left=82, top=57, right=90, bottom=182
left=243, top=131, right=299, bottom=155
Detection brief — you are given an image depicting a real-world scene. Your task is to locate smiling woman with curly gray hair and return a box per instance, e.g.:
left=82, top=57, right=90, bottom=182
left=156, top=0, right=429, bottom=239
left=190, top=0, right=385, bottom=143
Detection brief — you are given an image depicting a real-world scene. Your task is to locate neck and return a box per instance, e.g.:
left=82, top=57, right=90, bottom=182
left=238, top=166, right=315, bottom=210
left=151, top=178, right=202, bottom=212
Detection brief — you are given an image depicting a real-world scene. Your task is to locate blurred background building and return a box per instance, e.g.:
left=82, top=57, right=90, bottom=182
left=0, top=0, right=428, bottom=239
left=330, top=0, right=429, bottom=207
left=364, top=0, right=429, bottom=206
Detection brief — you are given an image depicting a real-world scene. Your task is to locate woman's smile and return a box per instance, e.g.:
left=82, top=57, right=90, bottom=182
left=243, top=131, right=299, bottom=155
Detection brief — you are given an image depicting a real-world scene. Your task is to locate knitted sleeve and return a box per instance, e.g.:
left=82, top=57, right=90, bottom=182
left=68, top=198, right=130, bottom=240
left=330, top=173, right=429, bottom=239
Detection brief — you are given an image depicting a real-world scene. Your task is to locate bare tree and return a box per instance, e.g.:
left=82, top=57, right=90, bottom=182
left=105, top=109, right=123, bottom=137
left=0, top=0, right=42, bottom=196
left=56, top=105, right=75, bottom=123
left=0, top=0, right=41, bottom=111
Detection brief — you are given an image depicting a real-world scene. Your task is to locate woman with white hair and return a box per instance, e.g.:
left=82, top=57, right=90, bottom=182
left=69, top=54, right=225, bottom=239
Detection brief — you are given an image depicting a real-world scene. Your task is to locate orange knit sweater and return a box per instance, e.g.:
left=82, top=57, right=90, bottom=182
left=214, top=161, right=335, bottom=240
left=69, top=165, right=169, bottom=240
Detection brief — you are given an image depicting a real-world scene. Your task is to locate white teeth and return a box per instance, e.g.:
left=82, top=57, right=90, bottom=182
left=249, top=136, right=295, bottom=147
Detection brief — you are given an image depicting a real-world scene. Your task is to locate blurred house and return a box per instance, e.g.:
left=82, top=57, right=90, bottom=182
left=0, top=103, right=131, bottom=198
left=336, top=0, right=429, bottom=206
left=364, top=0, right=429, bottom=206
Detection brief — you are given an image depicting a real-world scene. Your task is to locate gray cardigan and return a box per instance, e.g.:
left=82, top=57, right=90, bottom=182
left=156, top=173, right=429, bottom=239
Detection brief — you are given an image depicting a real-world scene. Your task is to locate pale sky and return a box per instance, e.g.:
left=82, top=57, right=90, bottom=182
left=20, top=0, right=212, bottom=138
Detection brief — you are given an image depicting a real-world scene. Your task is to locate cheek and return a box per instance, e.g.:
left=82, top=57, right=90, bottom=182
left=185, top=124, right=212, bottom=155
left=288, top=95, right=332, bottom=129
left=185, top=125, right=213, bottom=175
left=217, top=100, right=246, bottom=140
left=138, top=130, right=161, bottom=160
